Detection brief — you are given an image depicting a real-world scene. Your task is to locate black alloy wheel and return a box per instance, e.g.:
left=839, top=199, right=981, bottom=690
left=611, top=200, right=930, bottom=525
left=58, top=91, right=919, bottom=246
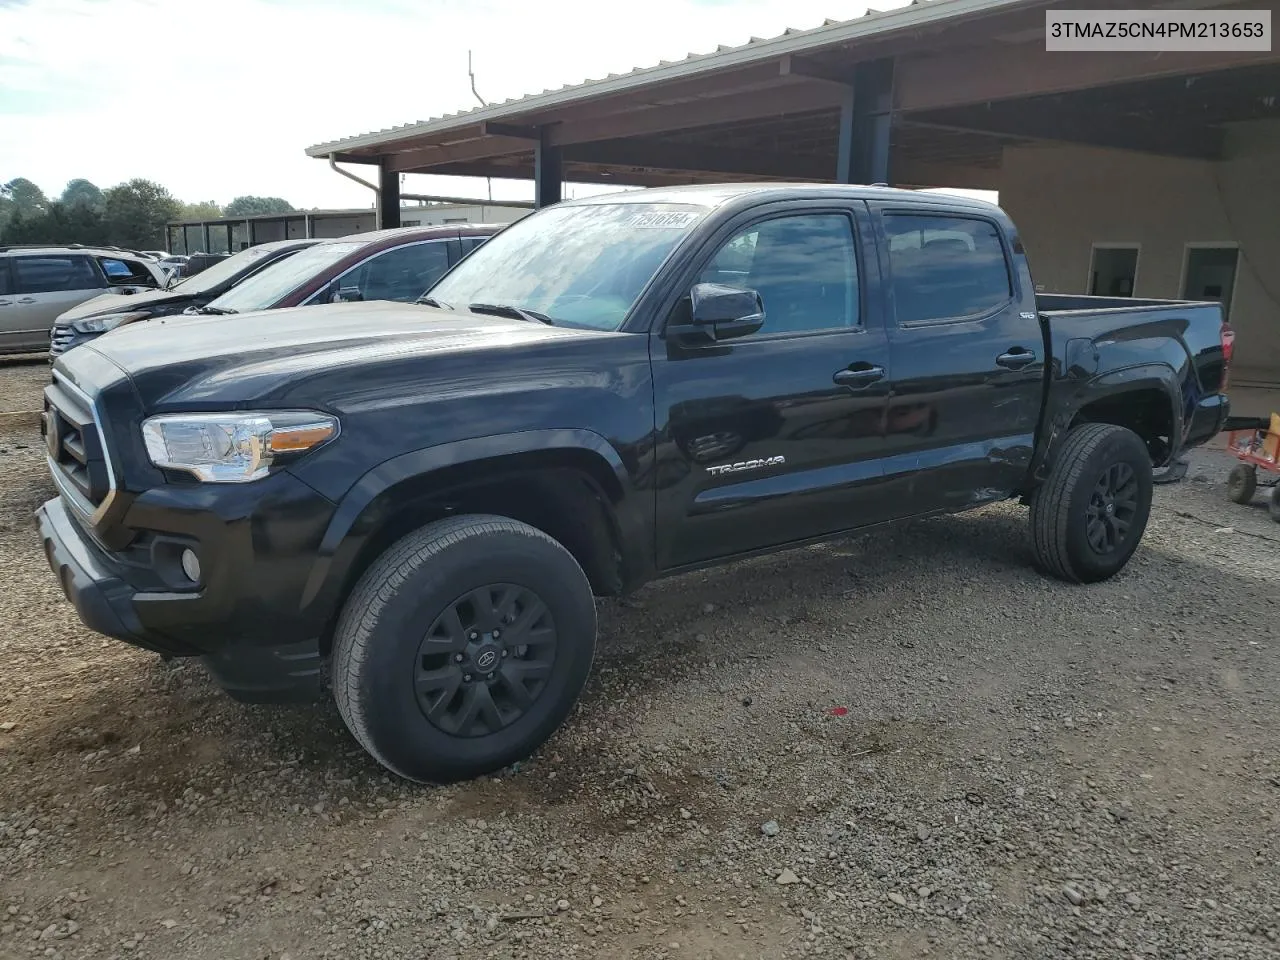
left=415, top=584, right=557, bottom=737
left=1085, top=462, right=1139, bottom=555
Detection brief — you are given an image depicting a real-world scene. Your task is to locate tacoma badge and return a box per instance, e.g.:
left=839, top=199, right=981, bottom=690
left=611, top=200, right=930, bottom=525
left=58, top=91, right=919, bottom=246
left=706, top=455, right=786, bottom=476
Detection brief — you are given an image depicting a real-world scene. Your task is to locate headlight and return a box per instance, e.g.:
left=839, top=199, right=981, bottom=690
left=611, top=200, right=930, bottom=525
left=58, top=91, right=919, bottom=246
left=141, top=411, right=338, bottom=482
left=70, top=311, right=148, bottom=335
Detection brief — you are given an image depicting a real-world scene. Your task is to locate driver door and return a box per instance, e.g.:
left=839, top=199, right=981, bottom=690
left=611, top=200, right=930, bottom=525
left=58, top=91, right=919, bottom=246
left=650, top=202, right=894, bottom=569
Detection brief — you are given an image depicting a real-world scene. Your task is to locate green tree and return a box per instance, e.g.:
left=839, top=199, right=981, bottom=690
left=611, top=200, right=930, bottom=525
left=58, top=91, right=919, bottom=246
left=1, top=178, right=49, bottom=239
left=179, top=200, right=223, bottom=220
left=0, top=201, right=109, bottom=246
left=224, top=195, right=294, bottom=217
left=103, top=178, right=180, bottom=249
left=2, top=178, right=49, bottom=216
left=60, top=178, right=105, bottom=212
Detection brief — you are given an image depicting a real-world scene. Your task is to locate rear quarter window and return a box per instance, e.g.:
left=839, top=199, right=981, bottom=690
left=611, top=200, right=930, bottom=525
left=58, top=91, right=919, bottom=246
left=884, top=214, right=1012, bottom=324
left=97, top=257, right=157, bottom=287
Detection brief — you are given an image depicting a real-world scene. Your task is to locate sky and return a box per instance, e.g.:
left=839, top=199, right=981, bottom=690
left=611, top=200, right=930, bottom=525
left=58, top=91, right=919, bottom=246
left=0, top=0, right=979, bottom=210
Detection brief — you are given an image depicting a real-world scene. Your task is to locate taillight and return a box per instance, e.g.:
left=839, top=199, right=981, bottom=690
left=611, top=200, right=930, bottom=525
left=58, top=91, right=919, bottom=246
left=1221, top=321, right=1235, bottom=390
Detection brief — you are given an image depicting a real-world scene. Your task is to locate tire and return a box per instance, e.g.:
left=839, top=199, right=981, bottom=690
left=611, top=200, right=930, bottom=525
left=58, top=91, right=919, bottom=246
left=1228, top=464, right=1257, bottom=504
left=331, top=514, right=596, bottom=784
left=1029, top=423, right=1154, bottom=584
left=1269, top=486, right=1280, bottom=523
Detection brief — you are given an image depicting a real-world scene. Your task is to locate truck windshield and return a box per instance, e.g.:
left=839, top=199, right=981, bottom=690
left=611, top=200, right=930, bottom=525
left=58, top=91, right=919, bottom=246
left=203, top=241, right=365, bottom=313
left=427, top=202, right=707, bottom=330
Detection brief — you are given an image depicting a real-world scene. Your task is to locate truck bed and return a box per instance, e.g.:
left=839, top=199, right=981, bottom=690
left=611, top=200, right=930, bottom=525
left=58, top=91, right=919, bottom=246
left=1036, top=292, right=1228, bottom=398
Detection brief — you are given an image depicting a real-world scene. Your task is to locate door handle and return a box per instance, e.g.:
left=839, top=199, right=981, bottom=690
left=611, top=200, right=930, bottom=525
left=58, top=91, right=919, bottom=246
left=16, top=297, right=37, bottom=304
left=0, top=301, right=11, bottom=307
left=996, top=348, right=1036, bottom=369
left=833, top=363, right=885, bottom=388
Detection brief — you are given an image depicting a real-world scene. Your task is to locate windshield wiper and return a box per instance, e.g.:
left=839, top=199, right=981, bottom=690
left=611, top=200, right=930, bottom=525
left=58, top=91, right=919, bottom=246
left=467, top=302, right=555, bottom=326
left=416, top=295, right=452, bottom=310
left=199, top=305, right=237, bottom=315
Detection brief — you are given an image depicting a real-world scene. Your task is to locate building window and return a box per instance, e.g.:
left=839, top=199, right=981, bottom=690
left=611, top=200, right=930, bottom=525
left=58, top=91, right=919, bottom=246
left=1088, top=244, right=1139, bottom=297
left=1182, top=245, right=1239, bottom=320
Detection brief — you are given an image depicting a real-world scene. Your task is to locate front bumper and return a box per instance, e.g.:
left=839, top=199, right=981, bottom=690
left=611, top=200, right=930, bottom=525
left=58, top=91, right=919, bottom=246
left=37, top=496, right=150, bottom=648
left=37, top=493, right=326, bottom=703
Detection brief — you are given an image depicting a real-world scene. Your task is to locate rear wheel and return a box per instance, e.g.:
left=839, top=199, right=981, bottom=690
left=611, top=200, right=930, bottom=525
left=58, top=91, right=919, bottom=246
left=1227, top=464, right=1257, bottom=504
left=1269, top=486, right=1280, bottom=523
left=331, top=515, right=596, bottom=784
left=1029, top=423, right=1154, bottom=583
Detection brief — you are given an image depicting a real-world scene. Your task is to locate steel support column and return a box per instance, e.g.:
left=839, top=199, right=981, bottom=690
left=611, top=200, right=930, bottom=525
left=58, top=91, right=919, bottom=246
left=377, top=162, right=401, bottom=229
left=835, top=58, right=895, bottom=186
left=534, top=129, right=562, bottom=209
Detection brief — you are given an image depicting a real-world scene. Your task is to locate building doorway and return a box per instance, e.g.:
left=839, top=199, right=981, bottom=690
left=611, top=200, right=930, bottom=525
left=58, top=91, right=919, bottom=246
left=1181, top=244, right=1240, bottom=320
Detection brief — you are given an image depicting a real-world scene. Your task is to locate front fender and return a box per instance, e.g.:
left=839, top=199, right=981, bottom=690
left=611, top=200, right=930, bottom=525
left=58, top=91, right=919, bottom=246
left=294, top=428, right=648, bottom=615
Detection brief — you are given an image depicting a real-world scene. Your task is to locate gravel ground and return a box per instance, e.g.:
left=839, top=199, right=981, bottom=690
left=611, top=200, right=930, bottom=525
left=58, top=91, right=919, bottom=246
left=0, top=363, right=1277, bottom=960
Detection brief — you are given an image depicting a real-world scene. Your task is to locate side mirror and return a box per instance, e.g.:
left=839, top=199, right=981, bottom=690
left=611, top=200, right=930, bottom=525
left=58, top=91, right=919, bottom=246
left=670, top=282, right=764, bottom=345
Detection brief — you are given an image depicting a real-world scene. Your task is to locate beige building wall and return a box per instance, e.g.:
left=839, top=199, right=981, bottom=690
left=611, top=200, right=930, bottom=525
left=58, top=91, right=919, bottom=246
left=999, top=121, right=1280, bottom=387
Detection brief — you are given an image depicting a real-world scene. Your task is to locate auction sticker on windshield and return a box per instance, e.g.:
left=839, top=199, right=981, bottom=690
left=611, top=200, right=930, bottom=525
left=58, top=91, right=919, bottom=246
left=626, top=211, right=702, bottom=229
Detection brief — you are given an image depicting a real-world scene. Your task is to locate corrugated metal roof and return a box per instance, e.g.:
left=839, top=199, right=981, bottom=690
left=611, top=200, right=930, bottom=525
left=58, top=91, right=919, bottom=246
left=305, top=0, right=1037, bottom=157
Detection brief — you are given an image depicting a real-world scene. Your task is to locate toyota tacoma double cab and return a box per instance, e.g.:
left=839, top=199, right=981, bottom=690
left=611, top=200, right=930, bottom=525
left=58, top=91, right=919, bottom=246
left=36, top=184, right=1231, bottom=784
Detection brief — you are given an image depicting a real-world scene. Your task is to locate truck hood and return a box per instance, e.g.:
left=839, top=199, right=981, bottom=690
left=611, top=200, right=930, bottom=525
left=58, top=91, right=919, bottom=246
left=58, top=286, right=193, bottom=321
left=76, top=300, right=602, bottom=408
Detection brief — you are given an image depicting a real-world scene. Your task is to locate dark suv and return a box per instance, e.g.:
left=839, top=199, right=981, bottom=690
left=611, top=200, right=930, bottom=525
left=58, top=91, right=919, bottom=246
left=51, top=239, right=317, bottom=356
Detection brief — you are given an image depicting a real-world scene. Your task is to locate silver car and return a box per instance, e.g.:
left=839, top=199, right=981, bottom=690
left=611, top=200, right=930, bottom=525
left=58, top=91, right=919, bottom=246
left=0, top=245, right=167, bottom=354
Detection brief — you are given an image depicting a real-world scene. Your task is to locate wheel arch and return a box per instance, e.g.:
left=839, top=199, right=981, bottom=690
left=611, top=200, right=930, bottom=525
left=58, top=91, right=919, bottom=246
left=1039, top=364, right=1184, bottom=479
left=301, top=429, right=646, bottom=654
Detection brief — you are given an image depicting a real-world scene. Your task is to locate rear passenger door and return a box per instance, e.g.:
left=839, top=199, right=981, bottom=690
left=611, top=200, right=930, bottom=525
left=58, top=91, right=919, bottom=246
left=4, top=255, right=106, bottom=351
left=868, top=203, right=1045, bottom=514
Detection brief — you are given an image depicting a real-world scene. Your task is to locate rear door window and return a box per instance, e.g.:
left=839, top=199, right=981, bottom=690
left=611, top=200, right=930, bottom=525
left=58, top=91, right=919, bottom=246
left=883, top=215, right=1012, bottom=324
left=11, top=255, right=103, bottom=294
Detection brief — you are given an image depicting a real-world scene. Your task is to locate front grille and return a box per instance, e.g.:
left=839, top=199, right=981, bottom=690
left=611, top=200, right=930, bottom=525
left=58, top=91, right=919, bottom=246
left=42, top=376, right=112, bottom=510
left=49, top=323, right=76, bottom=356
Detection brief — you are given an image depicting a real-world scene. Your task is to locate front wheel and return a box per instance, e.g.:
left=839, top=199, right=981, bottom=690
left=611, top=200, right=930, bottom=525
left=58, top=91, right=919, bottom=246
left=1029, top=423, right=1154, bottom=583
left=331, top=515, right=597, bottom=784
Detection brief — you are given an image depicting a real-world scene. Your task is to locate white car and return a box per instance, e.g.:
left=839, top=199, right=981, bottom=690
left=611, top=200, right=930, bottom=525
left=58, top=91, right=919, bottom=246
left=0, top=245, right=168, bottom=354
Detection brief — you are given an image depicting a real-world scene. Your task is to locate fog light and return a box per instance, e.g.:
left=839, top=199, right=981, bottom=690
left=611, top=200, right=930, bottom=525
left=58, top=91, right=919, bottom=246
left=180, top=549, right=201, bottom=583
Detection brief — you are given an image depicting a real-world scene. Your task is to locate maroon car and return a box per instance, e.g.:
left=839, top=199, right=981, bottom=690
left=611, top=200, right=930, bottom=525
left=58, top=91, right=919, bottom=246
left=193, top=224, right=503, bottom=317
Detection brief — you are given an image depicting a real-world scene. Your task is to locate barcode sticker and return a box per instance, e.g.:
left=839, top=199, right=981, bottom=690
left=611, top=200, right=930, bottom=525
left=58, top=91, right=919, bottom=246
left=626, top=211, right=701, bottom=229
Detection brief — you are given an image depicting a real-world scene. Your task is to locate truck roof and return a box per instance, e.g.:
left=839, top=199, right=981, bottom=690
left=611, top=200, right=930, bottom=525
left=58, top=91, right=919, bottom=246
left=565, top=182, right=1003, bottom=213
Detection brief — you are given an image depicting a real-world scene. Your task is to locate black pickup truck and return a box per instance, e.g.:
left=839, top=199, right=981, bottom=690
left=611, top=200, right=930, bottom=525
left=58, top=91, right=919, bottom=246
left=36, top=184, right=1231, bottom=783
